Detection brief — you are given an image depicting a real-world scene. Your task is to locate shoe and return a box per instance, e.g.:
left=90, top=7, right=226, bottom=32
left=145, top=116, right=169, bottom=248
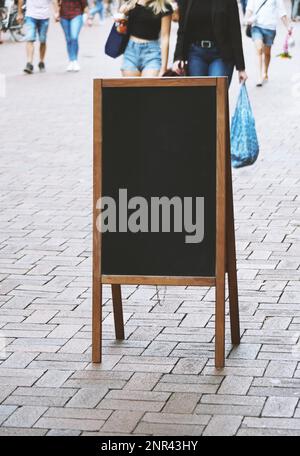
left=67, top=61, right=74, bottom=72
left=72, top=61, right=80, bottom=72
left=38, top=61, right=45, bottom=72
left=24, top=62, right=34, bottom=74
left=256, top=78, right=263, bottom=87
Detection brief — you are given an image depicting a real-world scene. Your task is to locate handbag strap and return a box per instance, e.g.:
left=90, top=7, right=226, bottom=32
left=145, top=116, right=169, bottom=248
left=254, top=0, right=269, bottom=16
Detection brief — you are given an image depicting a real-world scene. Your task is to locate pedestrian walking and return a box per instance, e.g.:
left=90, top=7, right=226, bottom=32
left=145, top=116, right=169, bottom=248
left=172, top=0, right=248, bottom=86
left=87, top=0, right=104, bottom=25
left=241, top=0, right=248, bottom=15
left=0, top=0, right=5, bottom=43
left=118, top=0, right=173, bottom=77
left=17, top=0, right=58, bottom=73
left=56, top=0, right=87, bottom=72
left=291, top=0, right=300, bottom=20
left=245, top=0, right=291, bottom=86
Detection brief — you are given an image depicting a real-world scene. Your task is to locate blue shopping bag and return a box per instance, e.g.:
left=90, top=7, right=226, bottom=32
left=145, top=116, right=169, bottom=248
left=231, top=84, right=259, bottom=168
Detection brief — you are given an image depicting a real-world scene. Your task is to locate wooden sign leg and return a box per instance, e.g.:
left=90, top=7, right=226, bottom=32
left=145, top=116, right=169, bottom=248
left=92, top=278, right=102, bottom=363
left=226, top=153, right=240, bottom=345
left=92, top=80, right=103, bottom=363
left=215, top=77, right=227, bottom=369
left=225, top=93, right=240, bottom=346
left=215, top=273, right=226, bottom=369
left=111, top=284, right=125, bottom=340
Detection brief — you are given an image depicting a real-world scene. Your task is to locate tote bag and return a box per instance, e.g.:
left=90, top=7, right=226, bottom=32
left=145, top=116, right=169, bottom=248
left=105, top=21, right=129, bottom=59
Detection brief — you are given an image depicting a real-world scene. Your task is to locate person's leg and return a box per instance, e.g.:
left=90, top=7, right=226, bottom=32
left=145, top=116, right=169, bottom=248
left=141, top=41, right=161, bottom=77
left=98, top=0, right=104, bottom=21
left=26, top=42, right=34, bottom=64
left=292, top=0, right=300, bottom=19
left=24, top=17, right=37, bottom=70
left=37, top=19, right=49, bottom=69
left=209, top=57, right=234, bottom=86
left=69, top=14, right=83, bottom=63
left=262, top=29, right=276, bottom=81
left=187, top=44, right=209, bottom=76
left=141, top=69, right=159, bottom=77
left=251, top=27, right=265, bottom=86
left=60, top=17, right=73, bottom=61
left=241, top=0, right=247, bottom=15
left=254, top=40, right=264, bottom=86
left=90, top=0, right=104, bottom=19
left=121, top=41, right=141, bottom=77
left=263, top=45, right=271, bottom=80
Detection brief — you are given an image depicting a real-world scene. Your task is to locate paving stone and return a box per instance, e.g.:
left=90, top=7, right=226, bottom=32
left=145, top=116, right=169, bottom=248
left=143, top=412, right=210, bottom=426
left=47, top=429, right=81, bottom=436
left=218, top=376, right=253, bottom=395
left=265, top=361, right=297, bottom=378
left=134, top=422, right=205, bottom=436
left=1, top=352, right=37, bottom=369
left=200, top=394, right=265, bottom=407
left=172, top=358, right=207, bottom=375
left=36, top=370, right=73, bottom=388
left=3, top=395, right=69, bottom=407
left=243, top=417, right=300, bottom=431
left=3, top=406, right=48, bottom=428
left=262, top=397, right=298, bottom=418
left=97, top=399, right=166, bottom=413
left=202, top=415, right=243, bottom=436
left=100, top=410, right=145, bottom=434
left=229, top=344, right=261, bottom=360
left=35, top=417, right=104, bottom=432
left=44, top=407, right=112, bottom=420
left=196, top=403, right=262, bottom=417
left=48, top=325, right=83, bottom=339
left=237, top=428, right=300, bottom=437
left=124, top=373, right=162, bottom=391
left=0, top=405, right=18, bottom=425
left=66, top=387, right=108, bottom=408
left=163, top=393, right=200, bottom=414
left=59, top=338, right=91, bottom=354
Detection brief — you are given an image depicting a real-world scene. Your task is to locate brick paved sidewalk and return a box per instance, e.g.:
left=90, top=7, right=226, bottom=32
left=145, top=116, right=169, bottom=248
left=0, top=10, right=300, bottom=436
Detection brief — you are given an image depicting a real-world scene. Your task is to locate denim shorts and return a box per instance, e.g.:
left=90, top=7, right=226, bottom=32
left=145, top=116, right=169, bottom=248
left=122, top=39, right=161, bottom=72
left=251, top=26, right=276, bottom=46
left=25, top=17, right=49, bottom=43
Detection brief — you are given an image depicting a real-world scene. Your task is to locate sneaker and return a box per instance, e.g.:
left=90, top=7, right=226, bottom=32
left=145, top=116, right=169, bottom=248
left=38, top=61, right=45, bottom=72
left=72, top=61, right=80, bottom=72
left=24, top=62, right=34, bottom=74
left=67, top=61, right=74, bottom=72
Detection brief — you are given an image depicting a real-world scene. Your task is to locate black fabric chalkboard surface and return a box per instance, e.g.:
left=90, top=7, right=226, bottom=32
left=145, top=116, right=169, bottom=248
left=101, top=86, right=217, bottom=277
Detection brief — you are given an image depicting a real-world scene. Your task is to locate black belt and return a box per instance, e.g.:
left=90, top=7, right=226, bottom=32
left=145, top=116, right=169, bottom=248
left=193, top=40, right=216, bottom=49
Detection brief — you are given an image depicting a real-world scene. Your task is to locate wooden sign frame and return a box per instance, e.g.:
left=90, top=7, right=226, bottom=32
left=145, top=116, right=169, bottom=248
left=93, top=77, right=240, bottom=369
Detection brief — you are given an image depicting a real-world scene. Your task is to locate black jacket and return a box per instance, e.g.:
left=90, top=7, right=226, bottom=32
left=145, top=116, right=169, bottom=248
left=174, top=0, right=246, bottom=71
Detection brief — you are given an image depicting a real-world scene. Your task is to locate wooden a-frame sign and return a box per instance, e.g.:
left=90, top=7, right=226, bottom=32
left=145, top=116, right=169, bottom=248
left=93, top=77, right=240, bottom=368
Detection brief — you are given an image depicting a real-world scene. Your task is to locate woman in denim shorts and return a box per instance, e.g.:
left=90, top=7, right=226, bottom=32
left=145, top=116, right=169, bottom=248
left=245, top=0, right=291, bottom=86
left=119, top=0, right=173, bottom=77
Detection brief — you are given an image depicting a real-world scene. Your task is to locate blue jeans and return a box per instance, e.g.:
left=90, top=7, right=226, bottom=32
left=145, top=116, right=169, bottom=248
left=90, top=0, right=104, bottom=20
left=60, top=15, right=83, bottom=61
left=188, top=44, right=234, bottom=86
left=292, top=0, right=300, bottom=18
left=240, top=0, right=248, bottom=15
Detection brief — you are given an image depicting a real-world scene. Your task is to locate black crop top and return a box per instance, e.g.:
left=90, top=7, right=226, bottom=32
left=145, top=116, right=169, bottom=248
left=128, top=2, right=173, bottom=41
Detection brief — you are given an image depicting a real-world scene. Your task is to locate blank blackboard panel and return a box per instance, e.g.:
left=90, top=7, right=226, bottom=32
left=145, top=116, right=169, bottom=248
left=102, top=86, right=216, bottom=277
